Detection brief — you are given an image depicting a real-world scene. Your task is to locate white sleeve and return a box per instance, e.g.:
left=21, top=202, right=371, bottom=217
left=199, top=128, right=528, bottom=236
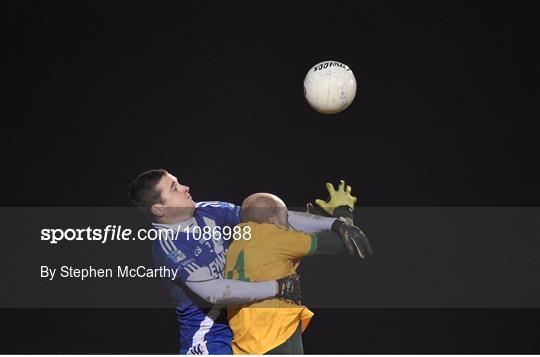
left=288, top=210, right=336, bottom=233
left=185, top=278, right=278, bottom=305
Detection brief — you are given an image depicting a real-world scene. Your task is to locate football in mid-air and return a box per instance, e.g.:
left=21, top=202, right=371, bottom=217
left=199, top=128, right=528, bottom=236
left=303, top=60, right=357, bottom=114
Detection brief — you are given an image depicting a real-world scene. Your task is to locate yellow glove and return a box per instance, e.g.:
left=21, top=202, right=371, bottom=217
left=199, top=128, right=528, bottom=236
left=315, top=180, right=357, bottom=215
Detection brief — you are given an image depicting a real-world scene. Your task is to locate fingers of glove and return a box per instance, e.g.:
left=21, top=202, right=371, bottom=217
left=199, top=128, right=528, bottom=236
left=344, top=232, right=358, bottom=256
left=288, top=273, right=301, bottom=288
left=346, top=185, right=358, bottom=205
left=325, top=182, right=336, bottom=196
left=349, top=240, right=360, bottom=256
left=338, top=180, right=346, bottom=192
left=315, top=199, right=334, bottom=214
left=362, top=236, right=374, bottom=256
left=350, top=238, right=365, bottom=258
left=284, top=274, right=301, bottom=304
left=355, top=233, right=373, bottom=257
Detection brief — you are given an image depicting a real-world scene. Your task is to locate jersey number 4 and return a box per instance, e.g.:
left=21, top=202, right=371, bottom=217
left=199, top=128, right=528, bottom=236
left=226, top=250, right=250, bottom=282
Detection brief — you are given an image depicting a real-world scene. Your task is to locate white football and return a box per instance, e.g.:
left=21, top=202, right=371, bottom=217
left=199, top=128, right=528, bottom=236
left=303, top=60, right=357, bottom=114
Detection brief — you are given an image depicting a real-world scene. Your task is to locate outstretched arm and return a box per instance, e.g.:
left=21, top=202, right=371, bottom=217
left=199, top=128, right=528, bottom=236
left=185, top=278, right=277, bottom=305
left=288, top=210, right=336, bottom=233
left=184, top=271, right=301, bottom=305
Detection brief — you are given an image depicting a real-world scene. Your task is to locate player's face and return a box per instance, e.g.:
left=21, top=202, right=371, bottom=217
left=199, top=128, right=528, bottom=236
left=154, top=173, right=196, bottom=220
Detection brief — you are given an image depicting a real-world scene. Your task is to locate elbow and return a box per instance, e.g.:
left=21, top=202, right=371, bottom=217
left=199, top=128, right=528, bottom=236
left=198, top=282, right=233, bottom=305
left=203, top=294, right=221, bottom=305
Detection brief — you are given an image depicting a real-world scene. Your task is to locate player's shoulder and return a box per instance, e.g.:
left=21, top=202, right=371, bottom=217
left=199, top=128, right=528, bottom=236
left=196, top=201, right=237, bottom=209
left=195, top=201, right=239, bottom=218
left=150, top=222, right=196, bottom=255
left=150, top=232, right=192, bottom=266
left=245, top=221, right=303, bottom=237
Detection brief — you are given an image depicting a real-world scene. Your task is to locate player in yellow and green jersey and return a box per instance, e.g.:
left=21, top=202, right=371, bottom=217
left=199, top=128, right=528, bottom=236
left=225, top=183, right=372, bottom=354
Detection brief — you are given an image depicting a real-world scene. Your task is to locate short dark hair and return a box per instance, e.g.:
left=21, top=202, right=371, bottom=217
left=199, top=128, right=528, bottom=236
left=129, top=169, right=168, bottom=212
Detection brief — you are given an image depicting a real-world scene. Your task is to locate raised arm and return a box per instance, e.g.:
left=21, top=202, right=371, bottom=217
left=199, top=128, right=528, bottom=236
left=287, top=210, right=336, bottom=233
left=185, top=278, right=276, bottom=305
left=185, top=273, right=300, bottom=305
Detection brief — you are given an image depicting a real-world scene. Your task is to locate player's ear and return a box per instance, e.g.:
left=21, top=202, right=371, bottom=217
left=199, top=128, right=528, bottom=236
left=268, top=214, right=277, bottom=225
left=151, top=203, right=165, bottom=218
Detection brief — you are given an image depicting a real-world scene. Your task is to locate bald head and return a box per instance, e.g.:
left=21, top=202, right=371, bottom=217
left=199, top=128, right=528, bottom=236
left=240, top=193, right=289, bottom=226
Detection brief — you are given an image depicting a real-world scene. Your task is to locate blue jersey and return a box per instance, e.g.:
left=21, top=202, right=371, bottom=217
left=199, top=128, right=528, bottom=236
left=151, top=201, right=241, bottom=354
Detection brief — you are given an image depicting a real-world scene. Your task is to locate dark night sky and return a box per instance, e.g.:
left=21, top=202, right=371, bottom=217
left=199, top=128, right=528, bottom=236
left=4, top=0, right=538, bottom=207
left=2, top=0, right=539, bottom=353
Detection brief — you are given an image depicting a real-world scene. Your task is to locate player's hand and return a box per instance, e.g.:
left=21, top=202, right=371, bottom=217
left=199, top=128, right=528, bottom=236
left=315, top=180, right=357, bottom=215
left=331, top=218, right=373, bottom=258
left=276, top=273, right=302, bottom=305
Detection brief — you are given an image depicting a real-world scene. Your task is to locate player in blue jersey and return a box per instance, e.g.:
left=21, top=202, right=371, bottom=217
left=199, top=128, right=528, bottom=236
left=129, top=169, right=344, bottom=354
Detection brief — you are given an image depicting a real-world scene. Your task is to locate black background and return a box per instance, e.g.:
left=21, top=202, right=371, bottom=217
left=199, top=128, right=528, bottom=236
left=2, top=0, right=539, bottom=353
